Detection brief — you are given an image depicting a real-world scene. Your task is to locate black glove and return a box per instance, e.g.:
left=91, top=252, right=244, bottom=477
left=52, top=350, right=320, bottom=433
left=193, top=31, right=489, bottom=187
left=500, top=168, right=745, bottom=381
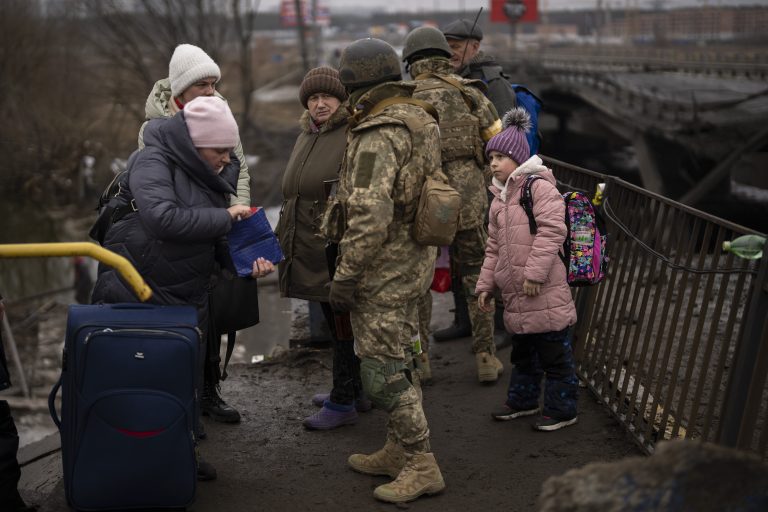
left=329, top=278, right=357, bottom=313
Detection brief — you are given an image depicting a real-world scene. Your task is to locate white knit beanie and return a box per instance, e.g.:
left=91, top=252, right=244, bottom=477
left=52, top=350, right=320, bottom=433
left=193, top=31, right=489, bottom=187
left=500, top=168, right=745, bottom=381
left=169, top=44, right=221, bottom=98
left=184, top=97, right=239, bottom=149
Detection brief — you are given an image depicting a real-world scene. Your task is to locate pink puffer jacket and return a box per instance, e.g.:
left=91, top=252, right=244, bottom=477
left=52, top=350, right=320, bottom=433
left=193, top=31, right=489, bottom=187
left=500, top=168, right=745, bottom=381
left=476, top=156, right=577, bottom=335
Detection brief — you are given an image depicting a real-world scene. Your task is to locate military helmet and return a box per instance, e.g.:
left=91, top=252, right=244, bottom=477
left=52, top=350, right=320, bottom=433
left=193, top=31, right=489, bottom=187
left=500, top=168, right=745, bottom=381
left=338, top=38, right=402, bottom=91
left=402, top=26, right=452, bottom=63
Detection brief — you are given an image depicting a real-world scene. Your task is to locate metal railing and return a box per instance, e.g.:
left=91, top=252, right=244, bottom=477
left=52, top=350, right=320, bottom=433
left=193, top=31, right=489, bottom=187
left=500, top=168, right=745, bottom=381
left=544, top=157, right=768, bottom=459
left=514, top=46, right=768, bottom=80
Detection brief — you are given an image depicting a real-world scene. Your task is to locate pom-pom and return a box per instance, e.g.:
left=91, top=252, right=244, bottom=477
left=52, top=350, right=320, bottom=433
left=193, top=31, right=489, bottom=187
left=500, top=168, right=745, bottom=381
left=501, top=107, right=531, bottom=133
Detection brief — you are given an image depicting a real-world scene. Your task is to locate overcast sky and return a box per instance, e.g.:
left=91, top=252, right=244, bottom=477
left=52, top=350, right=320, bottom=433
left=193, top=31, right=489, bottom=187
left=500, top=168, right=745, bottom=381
left=256, top=0, right=766, bottom=14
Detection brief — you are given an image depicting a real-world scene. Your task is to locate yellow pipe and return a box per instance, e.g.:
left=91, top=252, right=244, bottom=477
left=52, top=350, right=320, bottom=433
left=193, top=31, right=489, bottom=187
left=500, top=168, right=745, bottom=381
left=0, top=242, right=152, bottom=302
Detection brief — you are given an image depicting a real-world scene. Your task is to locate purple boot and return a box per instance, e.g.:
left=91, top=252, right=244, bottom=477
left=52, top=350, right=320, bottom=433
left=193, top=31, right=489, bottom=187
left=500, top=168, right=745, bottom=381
left=311, top=393, right=372, bottom=412
left=303, top=401, right=358, bottom=430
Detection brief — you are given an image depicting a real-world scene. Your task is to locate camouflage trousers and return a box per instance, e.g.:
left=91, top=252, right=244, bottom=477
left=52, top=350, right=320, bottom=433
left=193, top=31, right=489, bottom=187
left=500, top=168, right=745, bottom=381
left=352, top=299, right=430, bottom=453
left=418, top=226, right=495, bottom=355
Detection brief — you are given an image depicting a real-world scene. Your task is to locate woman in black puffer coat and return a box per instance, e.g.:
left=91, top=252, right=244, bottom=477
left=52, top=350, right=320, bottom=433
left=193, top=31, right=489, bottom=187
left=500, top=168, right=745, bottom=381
left=90, top=97, right=272, bottom=481
left=92, top=96, right=257, bottom=320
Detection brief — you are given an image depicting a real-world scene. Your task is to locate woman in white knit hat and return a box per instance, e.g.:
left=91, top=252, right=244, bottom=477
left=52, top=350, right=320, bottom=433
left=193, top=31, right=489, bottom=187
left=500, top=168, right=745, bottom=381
left=139, top=44, right=251, bottom=207
left=139, top=43, right=250, bottom=428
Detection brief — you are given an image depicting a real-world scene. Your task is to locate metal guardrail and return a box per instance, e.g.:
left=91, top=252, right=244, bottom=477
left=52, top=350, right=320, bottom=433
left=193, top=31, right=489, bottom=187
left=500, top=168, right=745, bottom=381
left=518, top=47, right=768, bottom=80
left=544, top=157, right=768, bottom=459
left=0, top=243, right=152, bottom=302
left=502, top=46, right=768, bottom=81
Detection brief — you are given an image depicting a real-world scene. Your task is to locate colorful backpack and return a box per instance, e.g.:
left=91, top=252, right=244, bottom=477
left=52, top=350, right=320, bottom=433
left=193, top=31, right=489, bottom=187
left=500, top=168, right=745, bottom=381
left=520, top=176, right=608, bottom=286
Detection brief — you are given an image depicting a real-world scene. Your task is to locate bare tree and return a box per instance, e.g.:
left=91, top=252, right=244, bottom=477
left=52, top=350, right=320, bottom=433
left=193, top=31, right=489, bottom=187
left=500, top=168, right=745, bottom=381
left=232, top=0, right=261, bottom=134
left=0, top=0, right=102, bottom=202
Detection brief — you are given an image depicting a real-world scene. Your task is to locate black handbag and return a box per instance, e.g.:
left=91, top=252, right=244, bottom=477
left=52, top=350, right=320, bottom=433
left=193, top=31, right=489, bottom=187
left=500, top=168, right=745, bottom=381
left=210, top=273, right=260, bottom=379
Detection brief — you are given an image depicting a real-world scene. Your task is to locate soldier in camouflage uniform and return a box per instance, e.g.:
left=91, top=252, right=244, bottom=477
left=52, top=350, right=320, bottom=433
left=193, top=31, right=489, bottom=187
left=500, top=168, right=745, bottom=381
left=435, top=19, right=519, bottom=343
left=322, top=38, right=445, bottom=504
left=403, top=26, right=504, bottom=384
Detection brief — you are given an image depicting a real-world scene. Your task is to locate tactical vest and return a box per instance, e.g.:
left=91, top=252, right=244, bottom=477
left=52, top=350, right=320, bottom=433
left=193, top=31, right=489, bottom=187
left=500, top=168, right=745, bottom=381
left=413, top=73, right=485, bottom=167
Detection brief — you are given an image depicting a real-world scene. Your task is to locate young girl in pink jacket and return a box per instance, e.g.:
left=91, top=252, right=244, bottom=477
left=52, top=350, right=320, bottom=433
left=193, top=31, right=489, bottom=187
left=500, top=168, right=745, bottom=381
left=476, top=108, right=579, bottom=432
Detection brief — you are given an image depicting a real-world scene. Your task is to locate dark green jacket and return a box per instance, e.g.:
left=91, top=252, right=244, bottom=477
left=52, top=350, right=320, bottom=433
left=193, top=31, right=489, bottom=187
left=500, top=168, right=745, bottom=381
left=277, top=107, right=349, bottom=301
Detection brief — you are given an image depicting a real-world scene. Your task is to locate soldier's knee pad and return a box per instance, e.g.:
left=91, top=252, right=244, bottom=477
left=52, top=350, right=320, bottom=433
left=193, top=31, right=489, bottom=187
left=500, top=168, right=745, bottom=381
left=360, top=357, right=414, bottom=412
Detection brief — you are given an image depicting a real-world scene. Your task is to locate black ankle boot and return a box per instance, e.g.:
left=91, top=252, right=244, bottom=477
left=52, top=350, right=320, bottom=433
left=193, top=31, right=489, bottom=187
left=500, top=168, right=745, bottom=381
left=433, top=287, right=471, bottom=341
left=201, top=383, right=241, bottom=423
left=197, top=455, right=217, bottom=481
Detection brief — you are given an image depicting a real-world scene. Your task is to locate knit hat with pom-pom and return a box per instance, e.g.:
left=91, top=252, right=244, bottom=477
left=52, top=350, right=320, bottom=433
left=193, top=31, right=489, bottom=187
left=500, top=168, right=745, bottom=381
left=484, top=107, right=532, bottom=164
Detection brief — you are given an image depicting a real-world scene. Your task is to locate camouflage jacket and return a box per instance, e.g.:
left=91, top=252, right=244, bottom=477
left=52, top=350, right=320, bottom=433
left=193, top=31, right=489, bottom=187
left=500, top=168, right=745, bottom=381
left=409, top=57, right=501, bottom=230
left=138, top=78, right=251, bottom=206
left=334, top=82, right=441, bottom=307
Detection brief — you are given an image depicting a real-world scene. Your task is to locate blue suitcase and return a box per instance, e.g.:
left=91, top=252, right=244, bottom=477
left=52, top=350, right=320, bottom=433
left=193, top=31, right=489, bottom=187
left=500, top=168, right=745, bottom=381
left=49, top=303, right=200, bottom=510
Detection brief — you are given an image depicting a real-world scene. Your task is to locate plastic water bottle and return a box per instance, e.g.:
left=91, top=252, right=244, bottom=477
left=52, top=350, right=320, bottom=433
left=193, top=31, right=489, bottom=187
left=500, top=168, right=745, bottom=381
left=722, top=235, right=766, bottom=260
left=592, top=183, right=606, bottom=207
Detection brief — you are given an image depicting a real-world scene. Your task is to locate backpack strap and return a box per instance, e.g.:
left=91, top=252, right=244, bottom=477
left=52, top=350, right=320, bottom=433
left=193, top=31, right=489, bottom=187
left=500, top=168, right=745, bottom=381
left=519, top=175, right=543, bottom=235
left=367, top=97, right=439, bottom=125
left=221, top=331, right=236, bottom=380
left=415, top=73, right=475, bottom=111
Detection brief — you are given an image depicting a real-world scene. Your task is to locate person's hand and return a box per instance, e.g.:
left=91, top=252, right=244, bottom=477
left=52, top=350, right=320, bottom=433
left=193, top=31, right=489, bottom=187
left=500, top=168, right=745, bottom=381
left=329, top=278, right=357, bottom=312
left=228, top=205, right=253, bottom=221
left=523, top=279, right=541, bottom=297
left=251, top=257, right=275, bottom=278
left=477, top=291, right=494, bottom=313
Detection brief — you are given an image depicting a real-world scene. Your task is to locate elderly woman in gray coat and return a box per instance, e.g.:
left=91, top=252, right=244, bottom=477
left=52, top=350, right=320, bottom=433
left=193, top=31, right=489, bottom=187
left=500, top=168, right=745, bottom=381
left=277, top=67, right=370, bottom=430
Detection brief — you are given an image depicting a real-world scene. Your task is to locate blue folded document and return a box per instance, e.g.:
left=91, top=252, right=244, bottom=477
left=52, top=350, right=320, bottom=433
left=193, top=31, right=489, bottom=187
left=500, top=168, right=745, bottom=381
left=227, top=207, right=283, bottom=277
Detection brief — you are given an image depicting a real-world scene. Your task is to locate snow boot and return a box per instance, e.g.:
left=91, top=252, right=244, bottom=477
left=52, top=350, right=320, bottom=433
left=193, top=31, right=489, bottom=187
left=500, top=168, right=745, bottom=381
left=348, top=440, right=406, bottom=478
left=373, top=452, right=445, bottom=503
left=303, top=401, right=358, bottom=430
left=476, top=351, right=503, bottom=383
left=311, top=393, right=372, bottom=412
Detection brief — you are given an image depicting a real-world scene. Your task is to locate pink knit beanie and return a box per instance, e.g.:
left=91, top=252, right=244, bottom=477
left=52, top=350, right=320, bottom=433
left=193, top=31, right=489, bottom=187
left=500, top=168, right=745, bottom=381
left=485, top=107, right=531, bottom=164
left=184, top=96, right=239, bottom=148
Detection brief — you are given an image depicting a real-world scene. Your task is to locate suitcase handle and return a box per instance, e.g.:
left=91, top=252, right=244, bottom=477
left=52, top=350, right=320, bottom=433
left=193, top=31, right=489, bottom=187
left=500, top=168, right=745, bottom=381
left=48, top=376, right=62, bottom=428
left=110, top=303, right=158, bottom=310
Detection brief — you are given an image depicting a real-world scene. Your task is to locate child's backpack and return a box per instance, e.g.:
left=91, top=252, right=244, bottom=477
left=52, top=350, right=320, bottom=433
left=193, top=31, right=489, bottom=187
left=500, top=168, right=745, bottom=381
left=520, top=175, right=608, bottom=286
left=509, top=84, right=542, bottom=155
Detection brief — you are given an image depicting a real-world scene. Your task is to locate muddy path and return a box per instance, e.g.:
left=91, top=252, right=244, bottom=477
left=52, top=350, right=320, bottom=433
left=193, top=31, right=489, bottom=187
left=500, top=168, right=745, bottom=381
left=25, top=293, right=642, bottom=511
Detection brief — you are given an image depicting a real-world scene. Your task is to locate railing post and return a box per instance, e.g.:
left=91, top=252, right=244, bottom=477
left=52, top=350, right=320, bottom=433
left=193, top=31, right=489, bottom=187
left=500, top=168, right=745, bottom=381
left=718, top=240, right=768, bottom=448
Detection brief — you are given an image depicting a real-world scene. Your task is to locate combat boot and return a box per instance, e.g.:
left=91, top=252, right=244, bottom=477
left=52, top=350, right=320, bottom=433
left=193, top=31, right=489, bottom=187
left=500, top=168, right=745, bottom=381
left=476, top=351, right=503, bottom=383
left=201, top=383, right=241, bottom=423
left=348, top=440, right=406, bottom=478
left=373, top=452, right=445, bottom=503
left=433, top=287, right=471, bottom=341
left=415, top=351, right=432, bottom=383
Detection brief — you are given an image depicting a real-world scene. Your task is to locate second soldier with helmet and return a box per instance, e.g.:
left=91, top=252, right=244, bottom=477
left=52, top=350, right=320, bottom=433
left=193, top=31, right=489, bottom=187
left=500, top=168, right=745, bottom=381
left=402, top=26, right=504, bottom=384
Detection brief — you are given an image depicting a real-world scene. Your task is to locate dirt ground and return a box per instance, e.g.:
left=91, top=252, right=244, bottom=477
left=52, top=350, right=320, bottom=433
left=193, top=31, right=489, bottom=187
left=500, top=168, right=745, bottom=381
left=21, top=293, right=642, bottom=512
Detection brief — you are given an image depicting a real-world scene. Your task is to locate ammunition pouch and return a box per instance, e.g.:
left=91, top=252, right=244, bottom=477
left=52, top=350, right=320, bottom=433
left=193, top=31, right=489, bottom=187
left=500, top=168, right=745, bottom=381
left=412, top=177, right=461, bottom=247
left=439, top=119, right=485, bottom=167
